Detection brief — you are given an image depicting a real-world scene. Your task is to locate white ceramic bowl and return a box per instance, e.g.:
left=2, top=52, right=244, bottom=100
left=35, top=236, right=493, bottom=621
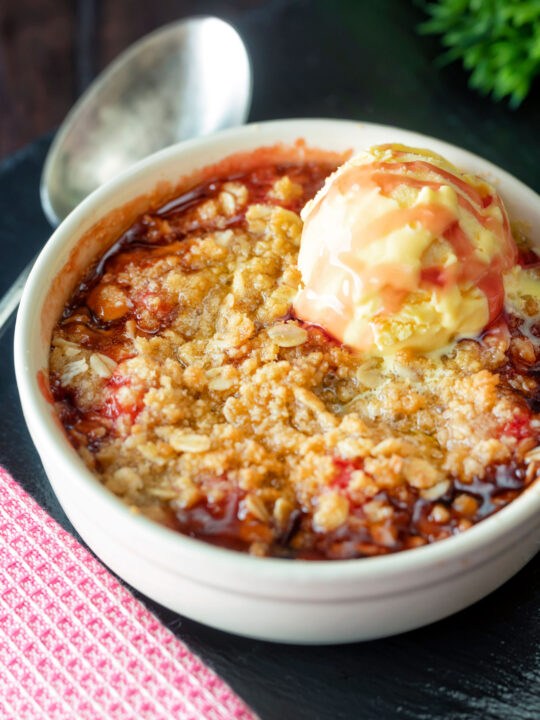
left=15, top=119, right=540, bottom=644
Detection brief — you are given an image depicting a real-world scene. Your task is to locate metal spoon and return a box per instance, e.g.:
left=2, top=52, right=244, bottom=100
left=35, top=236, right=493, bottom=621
left=2, top=16, right=251, bottom=333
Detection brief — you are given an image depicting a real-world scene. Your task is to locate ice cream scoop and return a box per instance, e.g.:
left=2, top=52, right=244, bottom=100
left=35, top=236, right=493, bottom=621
left=293, top=144, right=518, bottom=357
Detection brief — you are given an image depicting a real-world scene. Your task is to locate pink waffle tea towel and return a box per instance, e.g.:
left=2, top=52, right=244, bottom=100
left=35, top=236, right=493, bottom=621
left=0, top=467, right=258, bottom=720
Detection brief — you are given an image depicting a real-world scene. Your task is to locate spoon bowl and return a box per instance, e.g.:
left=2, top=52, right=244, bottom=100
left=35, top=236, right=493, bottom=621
left=40, top=16, right=251, bottom=225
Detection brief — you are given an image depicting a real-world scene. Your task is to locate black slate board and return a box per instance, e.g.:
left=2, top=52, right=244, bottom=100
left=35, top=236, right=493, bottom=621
left=2, top=1, right=540, bottom=718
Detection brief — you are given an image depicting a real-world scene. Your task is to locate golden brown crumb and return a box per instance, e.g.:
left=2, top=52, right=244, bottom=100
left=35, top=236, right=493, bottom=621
left=49, top=164, right=540, bottom=559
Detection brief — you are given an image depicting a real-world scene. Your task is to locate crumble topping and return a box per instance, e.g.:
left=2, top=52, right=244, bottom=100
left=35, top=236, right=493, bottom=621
left=49, top=159, right=540, bottom=559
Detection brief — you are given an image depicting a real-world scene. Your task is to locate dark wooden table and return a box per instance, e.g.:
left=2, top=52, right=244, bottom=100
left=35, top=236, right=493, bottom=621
left=1, top=2, right=540, bottom=719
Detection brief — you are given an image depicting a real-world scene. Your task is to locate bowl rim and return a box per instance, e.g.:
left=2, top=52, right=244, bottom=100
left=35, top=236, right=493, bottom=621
left=15, top=117, right=540, bottom=590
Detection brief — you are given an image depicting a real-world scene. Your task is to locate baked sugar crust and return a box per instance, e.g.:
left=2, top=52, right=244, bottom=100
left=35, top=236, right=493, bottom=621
left=49, top=159, right=540, bottom=559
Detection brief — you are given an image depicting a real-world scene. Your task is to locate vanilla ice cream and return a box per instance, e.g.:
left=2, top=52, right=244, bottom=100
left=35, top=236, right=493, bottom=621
left=293, top=144, right=518, bottom=356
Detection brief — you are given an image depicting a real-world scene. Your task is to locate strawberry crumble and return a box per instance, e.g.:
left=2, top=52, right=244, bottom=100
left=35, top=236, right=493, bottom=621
left=49, top=152, right=540, bottom=559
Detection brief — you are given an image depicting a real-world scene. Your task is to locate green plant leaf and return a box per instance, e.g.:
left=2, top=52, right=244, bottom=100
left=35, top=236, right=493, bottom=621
left=418, top=0, right=540, bottom=106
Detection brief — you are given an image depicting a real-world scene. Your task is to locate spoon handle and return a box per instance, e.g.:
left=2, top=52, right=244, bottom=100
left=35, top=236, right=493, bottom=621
left=0, top=259, right=33, bottom=338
